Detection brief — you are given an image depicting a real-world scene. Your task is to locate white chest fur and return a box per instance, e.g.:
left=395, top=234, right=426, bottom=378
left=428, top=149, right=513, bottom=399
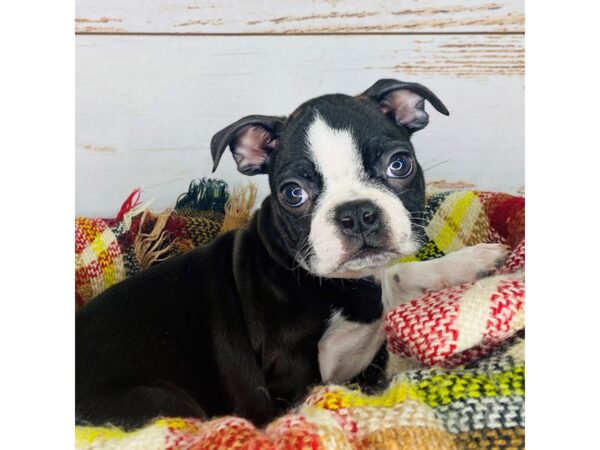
left=317, top=310, right=385, bottom=384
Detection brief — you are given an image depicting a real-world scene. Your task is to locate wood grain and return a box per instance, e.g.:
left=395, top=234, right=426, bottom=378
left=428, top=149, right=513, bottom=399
left=75, top=0, right=524, bottom=34
left=76, top=34, right=523, bottom=216
left=365, top=34, right=523, bottom=77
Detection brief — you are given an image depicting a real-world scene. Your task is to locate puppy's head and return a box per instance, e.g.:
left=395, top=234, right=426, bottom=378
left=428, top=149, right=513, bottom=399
left=211, top=79, right=449, bottom=278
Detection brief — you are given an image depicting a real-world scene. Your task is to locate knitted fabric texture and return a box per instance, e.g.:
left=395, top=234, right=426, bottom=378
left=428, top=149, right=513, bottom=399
left=385, top=190, right=525, bottom=369
left=75, top=335, right=524, bottom=450
left=75, top=179, right=256, bottom=309
left=75, top=217, right=127, bottom=309
left=75, top=186, right=525, bottom=449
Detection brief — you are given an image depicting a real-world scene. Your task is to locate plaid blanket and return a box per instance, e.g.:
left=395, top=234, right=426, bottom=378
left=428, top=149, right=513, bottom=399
left=75, top=179, right=255, bottom=309
left=75, top=182, right=525, bottom=449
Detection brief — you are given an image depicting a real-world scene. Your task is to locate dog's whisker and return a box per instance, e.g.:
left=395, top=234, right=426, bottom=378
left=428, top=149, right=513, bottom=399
left=423, top=159, right=452, bottom=171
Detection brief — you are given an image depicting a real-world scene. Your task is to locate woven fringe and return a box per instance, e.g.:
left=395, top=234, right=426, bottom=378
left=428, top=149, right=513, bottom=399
left=175, top=178, right=229, bottom=213
left=116, top=188, right=156, bottom=231
left=116, top=188, right=141, bottom=220
left=172, top=238, right=196, bottom=255
left=220, top=183, right=257, bottom=233
left=133, top=209, right=179, bottom=271
left=122, top=198, right=154, bottom=232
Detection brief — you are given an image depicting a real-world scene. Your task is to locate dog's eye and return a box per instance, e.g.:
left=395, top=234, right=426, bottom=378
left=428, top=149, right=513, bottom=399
left=386, top=153, right=413, bottom=179
left=281, top=183, right=308, bottom=207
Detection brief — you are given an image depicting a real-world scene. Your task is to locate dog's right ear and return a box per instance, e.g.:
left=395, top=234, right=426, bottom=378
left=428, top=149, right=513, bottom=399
left=211, top=115, right=285, bottom=176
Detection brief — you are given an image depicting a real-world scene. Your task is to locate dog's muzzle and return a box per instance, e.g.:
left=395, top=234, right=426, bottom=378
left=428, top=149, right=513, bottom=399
left=332, top=200, right=399, bottom=272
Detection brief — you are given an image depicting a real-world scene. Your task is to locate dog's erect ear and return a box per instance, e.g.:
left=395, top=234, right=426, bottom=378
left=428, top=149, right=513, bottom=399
left=361, top=79, right=449, bottom=132
left=211, top=115, right=285, bottom=175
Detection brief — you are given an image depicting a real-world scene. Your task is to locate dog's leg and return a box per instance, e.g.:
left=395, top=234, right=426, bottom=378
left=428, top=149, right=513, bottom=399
left=382, top=243, right=510, bottom=311
left=318, top=312, right=385, bottom=384
left=75, top=385, right=206, bottom=430
left=350, top=343, right=390, bottom=393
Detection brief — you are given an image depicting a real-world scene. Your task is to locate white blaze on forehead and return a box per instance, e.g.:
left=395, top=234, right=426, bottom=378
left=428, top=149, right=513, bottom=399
left=305, top=114, right=365, bottom=188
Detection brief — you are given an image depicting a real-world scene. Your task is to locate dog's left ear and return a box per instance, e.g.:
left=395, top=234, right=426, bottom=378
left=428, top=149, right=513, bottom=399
left=360, top=79, right=449, bottom=132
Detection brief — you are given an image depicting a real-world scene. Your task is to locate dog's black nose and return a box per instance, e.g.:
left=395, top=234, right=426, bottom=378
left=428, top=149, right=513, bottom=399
left=335, top=200, right=381, bottom=236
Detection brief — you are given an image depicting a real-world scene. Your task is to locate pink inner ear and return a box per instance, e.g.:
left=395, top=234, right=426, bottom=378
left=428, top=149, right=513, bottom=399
left=232, top=126, right=277, bottom=172
left=380, top=89, right=428, bottom=128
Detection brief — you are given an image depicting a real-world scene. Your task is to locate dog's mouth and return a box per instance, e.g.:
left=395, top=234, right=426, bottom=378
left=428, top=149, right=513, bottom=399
left=335, top=245, right=400, bottom=273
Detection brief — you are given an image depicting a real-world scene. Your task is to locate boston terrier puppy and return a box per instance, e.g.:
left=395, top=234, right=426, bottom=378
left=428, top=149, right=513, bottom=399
left=76, top=79, right=508, bottom=429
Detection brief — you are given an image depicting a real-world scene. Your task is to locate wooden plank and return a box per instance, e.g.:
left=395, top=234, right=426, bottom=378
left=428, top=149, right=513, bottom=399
left=75, top=0, right=524, bottom=34
left=76, top=34, right=523, bottom=216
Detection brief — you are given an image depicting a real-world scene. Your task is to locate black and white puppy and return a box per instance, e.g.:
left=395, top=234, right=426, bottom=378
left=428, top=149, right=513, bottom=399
left=76, top=79, right=508, bottom=429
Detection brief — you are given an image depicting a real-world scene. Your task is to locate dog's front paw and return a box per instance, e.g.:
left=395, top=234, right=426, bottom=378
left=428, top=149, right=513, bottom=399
left=470, top=243, right=511, bottom=278
left=445, top=243, right=510, bottom=284
left=383, top=243, right=510, bottom=310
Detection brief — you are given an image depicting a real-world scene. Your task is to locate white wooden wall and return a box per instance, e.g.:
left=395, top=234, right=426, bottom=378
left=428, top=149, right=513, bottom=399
left=76, top=0, right=524, bottom=217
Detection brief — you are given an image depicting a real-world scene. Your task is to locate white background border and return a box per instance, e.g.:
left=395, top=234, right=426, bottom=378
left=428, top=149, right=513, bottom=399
left=2, top=1, right=600, bottom=447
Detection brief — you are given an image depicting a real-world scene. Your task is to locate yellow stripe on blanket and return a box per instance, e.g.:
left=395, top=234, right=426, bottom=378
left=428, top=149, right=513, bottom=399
left=415, top=367, right=525, bottom=407
left=427, top=193, right=469, bottom=252
left=312, top=365, right=525, bottom=410
left=427, top=191, right=488, bottom=253
left=75, top=426, right=130, bottom=444
left=312, top=383, right=422, bottom=410
left=392, top=191, right=490, bottom=265
left=75, top=417, right=198, bottom=449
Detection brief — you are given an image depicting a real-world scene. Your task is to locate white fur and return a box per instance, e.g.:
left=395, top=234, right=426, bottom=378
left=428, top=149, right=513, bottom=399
left=382, top=243, right=511, bottom=311
left=317, top=243, right=510, bottom=383
left=318, top=311, right=385, bottom=384
left=305, top=115, right=417, bottom=277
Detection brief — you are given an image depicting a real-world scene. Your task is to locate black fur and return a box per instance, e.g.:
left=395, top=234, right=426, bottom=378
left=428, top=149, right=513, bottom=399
left=76, top=79, right=448, bottom=429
